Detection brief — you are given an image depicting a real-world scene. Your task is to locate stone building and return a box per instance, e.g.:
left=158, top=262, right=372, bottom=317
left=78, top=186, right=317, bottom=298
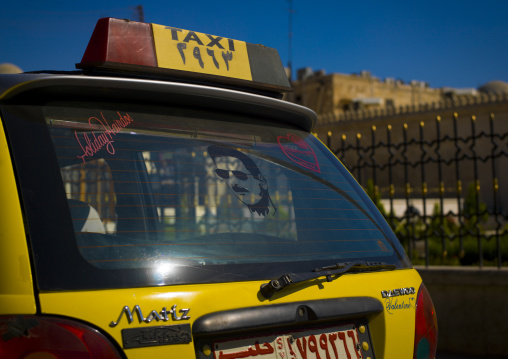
left=289, top=68, right=445, bottom=116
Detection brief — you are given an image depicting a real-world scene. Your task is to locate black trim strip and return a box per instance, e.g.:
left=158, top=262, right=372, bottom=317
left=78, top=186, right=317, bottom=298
left=192, top=297, right=383, bottom=335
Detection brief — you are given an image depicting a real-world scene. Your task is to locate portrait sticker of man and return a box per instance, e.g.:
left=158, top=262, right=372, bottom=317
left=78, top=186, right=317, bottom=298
left=208, top=145, right=276, bottom=217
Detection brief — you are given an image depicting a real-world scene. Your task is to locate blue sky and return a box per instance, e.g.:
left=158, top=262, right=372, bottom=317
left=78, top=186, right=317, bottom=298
left=1, top=0, right=507, bottom=89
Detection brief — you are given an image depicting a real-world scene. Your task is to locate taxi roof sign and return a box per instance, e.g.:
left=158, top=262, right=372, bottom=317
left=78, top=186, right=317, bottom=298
left=77, top=18, right=292, bottom=94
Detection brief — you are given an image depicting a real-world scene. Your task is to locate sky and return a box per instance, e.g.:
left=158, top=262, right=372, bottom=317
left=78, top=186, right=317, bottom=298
left=1, top=0, right=507, bottom=89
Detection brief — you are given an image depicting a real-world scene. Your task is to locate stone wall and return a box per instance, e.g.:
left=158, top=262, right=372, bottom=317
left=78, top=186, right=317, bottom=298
left=291, top=70, right=443, bottom=116
left=315, top=92, right=508, bottom=128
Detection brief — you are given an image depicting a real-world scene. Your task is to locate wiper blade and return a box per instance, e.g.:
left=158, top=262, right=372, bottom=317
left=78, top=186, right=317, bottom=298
left=260, top=261, right=397, bottom=299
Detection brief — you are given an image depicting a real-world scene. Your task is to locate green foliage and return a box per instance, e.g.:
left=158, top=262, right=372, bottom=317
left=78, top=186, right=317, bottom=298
left=364, top=179, right=387, bottom=217
left=408, top=234, right=508, bottom=267
left=373, top=180, right=505, bottom=267
left=462, top=182, right=489, bottom=232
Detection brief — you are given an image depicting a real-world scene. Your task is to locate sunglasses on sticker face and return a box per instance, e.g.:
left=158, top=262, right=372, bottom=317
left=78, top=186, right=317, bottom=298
left=215, top=169, right=253, bottom=181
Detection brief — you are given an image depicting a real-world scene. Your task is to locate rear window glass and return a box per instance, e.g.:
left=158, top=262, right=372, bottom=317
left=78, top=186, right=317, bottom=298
left=8, top=102, right=409, bottom=290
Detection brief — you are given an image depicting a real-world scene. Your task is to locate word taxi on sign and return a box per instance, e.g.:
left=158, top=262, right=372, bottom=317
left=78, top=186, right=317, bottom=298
left=152, top=25, right=251, bottom=81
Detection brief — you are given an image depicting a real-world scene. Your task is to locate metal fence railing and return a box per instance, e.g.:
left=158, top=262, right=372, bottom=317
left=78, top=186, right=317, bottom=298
left=328, top=112, right=508, bottom=268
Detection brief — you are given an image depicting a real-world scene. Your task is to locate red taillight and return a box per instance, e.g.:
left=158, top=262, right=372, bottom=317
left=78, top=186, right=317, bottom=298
left=413, top=283, right=438, bottom=359
left=0, top=315, right=122, bottom=359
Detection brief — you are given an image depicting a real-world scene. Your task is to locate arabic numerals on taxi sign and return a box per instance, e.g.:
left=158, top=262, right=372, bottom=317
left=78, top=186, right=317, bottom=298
left=177, top=42, right=233, bottom=70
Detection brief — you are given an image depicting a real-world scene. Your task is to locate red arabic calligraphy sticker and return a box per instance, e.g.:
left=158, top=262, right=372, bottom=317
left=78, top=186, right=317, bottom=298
left=277, top=134, right=320, bottom=173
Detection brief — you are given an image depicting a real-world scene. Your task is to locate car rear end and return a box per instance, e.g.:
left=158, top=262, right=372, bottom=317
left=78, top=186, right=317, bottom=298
left=0, top=18, right=437, bottom=359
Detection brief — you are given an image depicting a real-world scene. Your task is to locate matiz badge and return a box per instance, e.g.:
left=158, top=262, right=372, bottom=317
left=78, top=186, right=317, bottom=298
left=110, top=305, right=190, bottom=327
left=381, top=287, right=415, bottom=298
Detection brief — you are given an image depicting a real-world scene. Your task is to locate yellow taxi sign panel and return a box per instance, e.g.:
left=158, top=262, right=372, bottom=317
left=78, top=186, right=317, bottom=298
left=152, top=24, right=253, bottom=82
left=78, top=18, right=291, bottom=93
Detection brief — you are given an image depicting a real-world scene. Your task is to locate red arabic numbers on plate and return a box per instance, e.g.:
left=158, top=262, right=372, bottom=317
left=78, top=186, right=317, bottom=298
left=286, top=337, right=297, bottom=359
left=328, top=333, right=339, bottom=359
left=308, top=335, right=322, bottom=359
left=347, top=330, right=362, bottom=359
left=337, top=332, right=352, bottom=359
left=296, top=337, right=308, bottom=359
left=319, top=333, right=332, bottom=359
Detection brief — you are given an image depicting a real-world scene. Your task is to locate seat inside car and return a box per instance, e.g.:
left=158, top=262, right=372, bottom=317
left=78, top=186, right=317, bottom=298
left=68, top=199, right=106, bottom=234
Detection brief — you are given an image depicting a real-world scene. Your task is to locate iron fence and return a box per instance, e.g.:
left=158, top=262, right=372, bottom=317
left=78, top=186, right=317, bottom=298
left=328, top=112, right=508, bottom=268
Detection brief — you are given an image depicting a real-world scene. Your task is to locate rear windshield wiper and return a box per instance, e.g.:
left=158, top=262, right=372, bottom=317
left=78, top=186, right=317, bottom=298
left=260, top=261, right=397, bottom=299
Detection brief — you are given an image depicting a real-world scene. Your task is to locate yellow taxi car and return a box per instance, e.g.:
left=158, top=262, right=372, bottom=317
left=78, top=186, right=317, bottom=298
left=0, top=18, right=437, bottom=359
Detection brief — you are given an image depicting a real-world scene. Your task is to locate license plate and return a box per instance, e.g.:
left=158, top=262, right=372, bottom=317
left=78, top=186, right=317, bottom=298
left=213, top=324, right=367, bottom=359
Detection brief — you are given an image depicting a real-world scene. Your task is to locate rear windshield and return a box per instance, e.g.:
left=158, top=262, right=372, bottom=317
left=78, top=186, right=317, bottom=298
left=4, top=101, right=409, bottom=290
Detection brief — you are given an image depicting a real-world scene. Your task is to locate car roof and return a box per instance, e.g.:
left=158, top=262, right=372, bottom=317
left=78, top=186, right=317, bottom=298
left=0, top=72, right=317, bottom=132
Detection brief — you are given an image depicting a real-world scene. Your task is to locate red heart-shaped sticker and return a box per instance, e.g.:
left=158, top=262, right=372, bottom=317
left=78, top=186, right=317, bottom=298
left=277, top=134, right=320, bottom=173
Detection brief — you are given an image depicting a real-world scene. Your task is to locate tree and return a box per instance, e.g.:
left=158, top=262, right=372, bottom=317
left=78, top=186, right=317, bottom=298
left=462, top=182, right=489, bottom=233
left=364, top=179, right=387, bottom=217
